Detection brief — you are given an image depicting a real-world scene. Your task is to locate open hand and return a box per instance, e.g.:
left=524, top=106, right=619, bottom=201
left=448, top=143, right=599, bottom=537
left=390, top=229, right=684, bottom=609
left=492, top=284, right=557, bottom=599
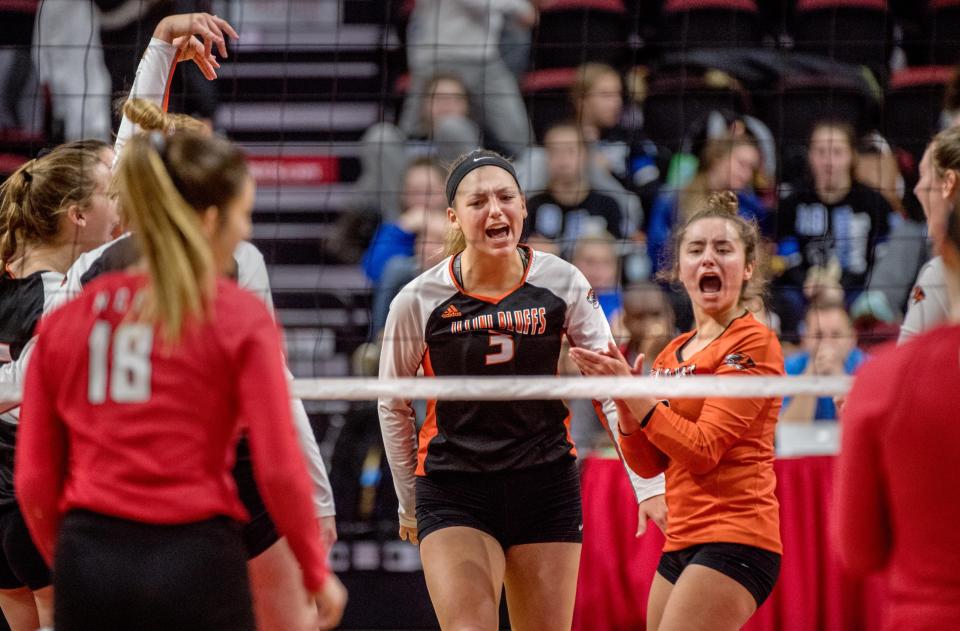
left=154, top=13, right=239, bottom=80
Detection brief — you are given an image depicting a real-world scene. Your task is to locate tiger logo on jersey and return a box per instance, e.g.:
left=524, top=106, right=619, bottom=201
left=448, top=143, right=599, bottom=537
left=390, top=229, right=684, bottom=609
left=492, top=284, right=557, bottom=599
left=586, top=288, right=599, bottom=309
left=723, top=353, right=756, bottom=371
left=912, top=285, right=926, bottom=304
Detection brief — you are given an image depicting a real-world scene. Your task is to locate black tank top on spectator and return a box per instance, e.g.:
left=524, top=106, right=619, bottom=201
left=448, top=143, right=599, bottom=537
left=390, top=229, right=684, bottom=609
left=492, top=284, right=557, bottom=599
left=775, top=182, right=891, bottom=293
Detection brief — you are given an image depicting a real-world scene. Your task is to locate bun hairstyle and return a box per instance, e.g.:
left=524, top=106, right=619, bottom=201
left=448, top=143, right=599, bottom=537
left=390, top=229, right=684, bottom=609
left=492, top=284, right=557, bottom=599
left=658, top=190, right=766, bottom=304
left=123, top=98, right=208, bottom=134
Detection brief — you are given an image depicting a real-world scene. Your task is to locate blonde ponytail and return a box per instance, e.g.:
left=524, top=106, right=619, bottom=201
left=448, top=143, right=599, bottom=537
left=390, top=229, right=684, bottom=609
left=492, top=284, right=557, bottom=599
left=117, top=134, right=215, bottom=341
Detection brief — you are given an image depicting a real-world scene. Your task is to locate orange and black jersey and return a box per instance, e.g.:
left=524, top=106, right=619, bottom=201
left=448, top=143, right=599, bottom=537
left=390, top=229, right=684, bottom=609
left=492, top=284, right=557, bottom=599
left=378, top=246, right=664, bottom=528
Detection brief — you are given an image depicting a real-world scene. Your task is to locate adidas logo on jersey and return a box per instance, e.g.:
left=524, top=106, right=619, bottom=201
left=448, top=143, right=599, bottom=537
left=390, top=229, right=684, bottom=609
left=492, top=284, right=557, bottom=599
left=441, top=304, right=462, bottom=318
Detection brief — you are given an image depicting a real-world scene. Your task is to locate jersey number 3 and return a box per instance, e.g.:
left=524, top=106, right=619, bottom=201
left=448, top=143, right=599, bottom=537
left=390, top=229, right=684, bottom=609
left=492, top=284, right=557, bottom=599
left=88, top=321, right=153, bottom=404
left=485, top=333, right=515, bottom=365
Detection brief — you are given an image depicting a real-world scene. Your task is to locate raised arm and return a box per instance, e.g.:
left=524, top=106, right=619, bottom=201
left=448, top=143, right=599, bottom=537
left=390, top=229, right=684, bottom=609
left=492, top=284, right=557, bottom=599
left=563, top=266, right=666, bottom=502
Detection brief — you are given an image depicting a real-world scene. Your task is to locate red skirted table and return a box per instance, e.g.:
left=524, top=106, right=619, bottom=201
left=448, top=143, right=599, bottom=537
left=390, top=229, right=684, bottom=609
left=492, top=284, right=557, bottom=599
left=574, top=455, right=888, bottom=631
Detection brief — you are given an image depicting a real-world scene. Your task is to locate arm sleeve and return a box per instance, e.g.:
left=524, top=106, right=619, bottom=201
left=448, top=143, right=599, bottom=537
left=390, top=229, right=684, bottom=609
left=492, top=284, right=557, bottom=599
left=235, top=241, right=334, bottom=517
left=642, top=329, right=781, bottom=475
left=832, top=355, right=893, bottom=575
left=13, top=327, right=67, bottom=566
left=0, top=338, right=34, bottom=415
left=564, top=266, right=666, bottom=502
left=377, top=287, right=426, bottom=528
left=617, top=401, right=670, bottom=478
left=899, top=258, right=949, bottom=344
left=113, top=37, right=178, bottom=168
left=457, top=0, right=533, bottom=18
left=238, top=309, right=328, bottom=592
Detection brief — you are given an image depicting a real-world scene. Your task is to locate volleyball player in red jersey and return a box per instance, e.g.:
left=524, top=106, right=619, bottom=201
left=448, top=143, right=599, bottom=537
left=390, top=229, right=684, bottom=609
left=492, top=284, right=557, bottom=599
left=833, top=202, right=960, bottom=630
left=571, top=192, right=783, bottom=631
left=379, top=150, right=665, bottom=630
left=14, top=130, right=346, bottom=631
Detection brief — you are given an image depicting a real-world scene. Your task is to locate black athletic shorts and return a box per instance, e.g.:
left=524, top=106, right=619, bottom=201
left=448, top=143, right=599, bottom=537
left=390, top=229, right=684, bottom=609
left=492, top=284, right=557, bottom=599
left=233, top=438, right=281, bottom=558
left=415, top=458, right=583, bottom=548
left=657, top=542, right=782, bottom=607
left=0, top=503, right=51, bottom=590
left=54, top=510, right=254, bottom=631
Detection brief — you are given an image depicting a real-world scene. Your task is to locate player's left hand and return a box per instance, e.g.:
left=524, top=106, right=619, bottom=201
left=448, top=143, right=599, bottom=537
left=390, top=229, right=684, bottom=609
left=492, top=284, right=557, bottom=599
left=319, top=515, right=338, bottom=549
left=568, top=341, right=635, bottom=377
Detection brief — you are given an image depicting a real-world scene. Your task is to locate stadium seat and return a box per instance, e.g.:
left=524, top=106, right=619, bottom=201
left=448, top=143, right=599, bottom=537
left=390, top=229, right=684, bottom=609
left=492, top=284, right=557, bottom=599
left=641, top=69, right=752, bottom=152
left=925, top=0, right=960, bottom=64
left=883, top=66, right=953, bottom=166
left=533, top=0, right=629, bottom=70
left=762, top=73, right=874, bottom=183
left=659, top=0, right=761, bottom=52
left=792, top=0, right=891, bottom=76
left=521, top=67, right=579, bottom=143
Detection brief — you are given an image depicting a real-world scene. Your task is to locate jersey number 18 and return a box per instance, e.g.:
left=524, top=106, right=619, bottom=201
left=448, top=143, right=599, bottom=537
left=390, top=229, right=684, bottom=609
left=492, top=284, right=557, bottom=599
left=88, top=321, right=153, bottom=404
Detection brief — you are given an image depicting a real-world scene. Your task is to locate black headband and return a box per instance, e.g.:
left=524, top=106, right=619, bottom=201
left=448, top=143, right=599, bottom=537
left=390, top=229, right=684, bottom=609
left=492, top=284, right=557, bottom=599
left=446, top=151, right=521, bottom=205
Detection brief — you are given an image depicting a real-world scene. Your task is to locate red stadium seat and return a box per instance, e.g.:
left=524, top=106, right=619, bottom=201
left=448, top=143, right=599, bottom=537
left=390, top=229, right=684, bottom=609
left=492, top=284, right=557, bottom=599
left=792, top=0, right=890, bottom=75
left=884, top=66, right=953, bottom=166
left=642, top=70, right=752, bottom=152
left=659, top=0, right=761, bottom=52
left=533, top=2, right=629, bottom=69
left=521, top=68, right=579, bottom=142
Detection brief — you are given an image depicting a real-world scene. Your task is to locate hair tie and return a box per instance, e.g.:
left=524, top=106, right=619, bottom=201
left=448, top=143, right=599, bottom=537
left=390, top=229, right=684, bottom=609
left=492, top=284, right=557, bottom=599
left=148, top=131, right=167, bottom=155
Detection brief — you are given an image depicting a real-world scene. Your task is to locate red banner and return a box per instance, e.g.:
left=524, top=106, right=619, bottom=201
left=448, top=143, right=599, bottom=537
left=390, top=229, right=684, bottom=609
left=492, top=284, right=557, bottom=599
left=247, top=155, right=339, bottom=186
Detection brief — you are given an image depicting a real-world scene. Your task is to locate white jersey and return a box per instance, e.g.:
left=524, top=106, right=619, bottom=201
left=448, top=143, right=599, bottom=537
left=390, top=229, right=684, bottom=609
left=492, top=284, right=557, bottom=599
left=379, top=247, right=665, bottom=528
left=899, top=256, right=949, bottom=344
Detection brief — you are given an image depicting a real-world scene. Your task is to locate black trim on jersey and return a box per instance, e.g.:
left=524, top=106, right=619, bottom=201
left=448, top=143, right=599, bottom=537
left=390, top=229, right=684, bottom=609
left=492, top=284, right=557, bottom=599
left=80, top=237, right=240, bottom=287
left=451, top=245, right=531, bottom=298
left=675, top=310, right=750, bottom=364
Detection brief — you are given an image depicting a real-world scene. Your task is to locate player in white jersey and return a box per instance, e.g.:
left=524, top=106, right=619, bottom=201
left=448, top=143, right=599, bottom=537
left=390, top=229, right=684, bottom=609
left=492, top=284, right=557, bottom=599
left=379, top=149, right=665, bottom=630
left=900, top=126, right=960, bottom=343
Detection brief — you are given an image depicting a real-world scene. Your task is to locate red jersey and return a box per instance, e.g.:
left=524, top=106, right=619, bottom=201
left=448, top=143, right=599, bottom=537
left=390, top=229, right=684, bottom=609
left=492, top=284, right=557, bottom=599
left=835, top=328, right=960, bottom=630
left=15, top=272, right=327, bottom=592
left=619, top=312, right=783, bottom=554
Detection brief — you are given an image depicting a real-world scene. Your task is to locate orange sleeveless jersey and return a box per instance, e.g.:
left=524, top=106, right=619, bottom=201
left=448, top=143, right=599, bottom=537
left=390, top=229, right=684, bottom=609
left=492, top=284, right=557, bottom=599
left=619, top=312, right=783, bottom=554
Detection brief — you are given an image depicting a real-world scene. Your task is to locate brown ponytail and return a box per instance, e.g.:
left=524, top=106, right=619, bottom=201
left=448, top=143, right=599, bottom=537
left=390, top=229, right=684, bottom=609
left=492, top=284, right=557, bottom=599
left=123, top=98, right=208, bottom=134
left=0, top=146, right=99, bottom=270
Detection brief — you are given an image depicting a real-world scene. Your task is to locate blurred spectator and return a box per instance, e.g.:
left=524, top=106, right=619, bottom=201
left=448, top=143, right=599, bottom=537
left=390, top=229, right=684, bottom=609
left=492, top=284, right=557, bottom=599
left=0, top=0, right=39, bottom=131
left=571, top=231, right=622, bottom=320
left=399, top=0, right=533, bottom=158
left=31, top=0, right=112, bottom=141
left=368, top=214, right=448, bottom=340
left=774, top=120, right=892, bottom=339
left=781, top=299, right=865, bottom=422
left=356, top=73, right=478, bottom=220
left=854, top=134, right=929, bottom=324
left=612, top=282, right=675, bottom=371
left=647, top=134, right=769, bottom=273
left=571, top=63, right=653, bottom=230
left=362, top=157, right=447, bottom=284
left=941, top=64, right=960, bottom=130
left=524, top=122, right=624, bottom=256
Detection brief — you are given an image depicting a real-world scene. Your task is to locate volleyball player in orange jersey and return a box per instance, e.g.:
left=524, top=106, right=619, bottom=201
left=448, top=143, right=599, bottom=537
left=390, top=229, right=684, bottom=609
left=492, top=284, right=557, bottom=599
left=571, top=191, right=783, bottom=631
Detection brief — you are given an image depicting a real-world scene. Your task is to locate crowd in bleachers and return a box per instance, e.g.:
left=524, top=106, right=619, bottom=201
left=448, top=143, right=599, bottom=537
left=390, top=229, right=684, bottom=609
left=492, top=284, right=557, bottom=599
left=348, top=0, right=960, bottom=430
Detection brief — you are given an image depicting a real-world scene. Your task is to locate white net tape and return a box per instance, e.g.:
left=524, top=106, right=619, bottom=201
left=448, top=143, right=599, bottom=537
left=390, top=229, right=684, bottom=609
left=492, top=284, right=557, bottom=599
left=0, top=375, right=850, bottom=405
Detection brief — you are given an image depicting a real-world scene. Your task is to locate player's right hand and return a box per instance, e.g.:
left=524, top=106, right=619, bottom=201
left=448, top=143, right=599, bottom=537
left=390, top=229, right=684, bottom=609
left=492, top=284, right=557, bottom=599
left=399, top=524, right=420, bottom=545
left=636, top=494, right=667, bottom=537
left=315, top=573, right=348, bottom=630
left=153, top=13, right=239, bottom=80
